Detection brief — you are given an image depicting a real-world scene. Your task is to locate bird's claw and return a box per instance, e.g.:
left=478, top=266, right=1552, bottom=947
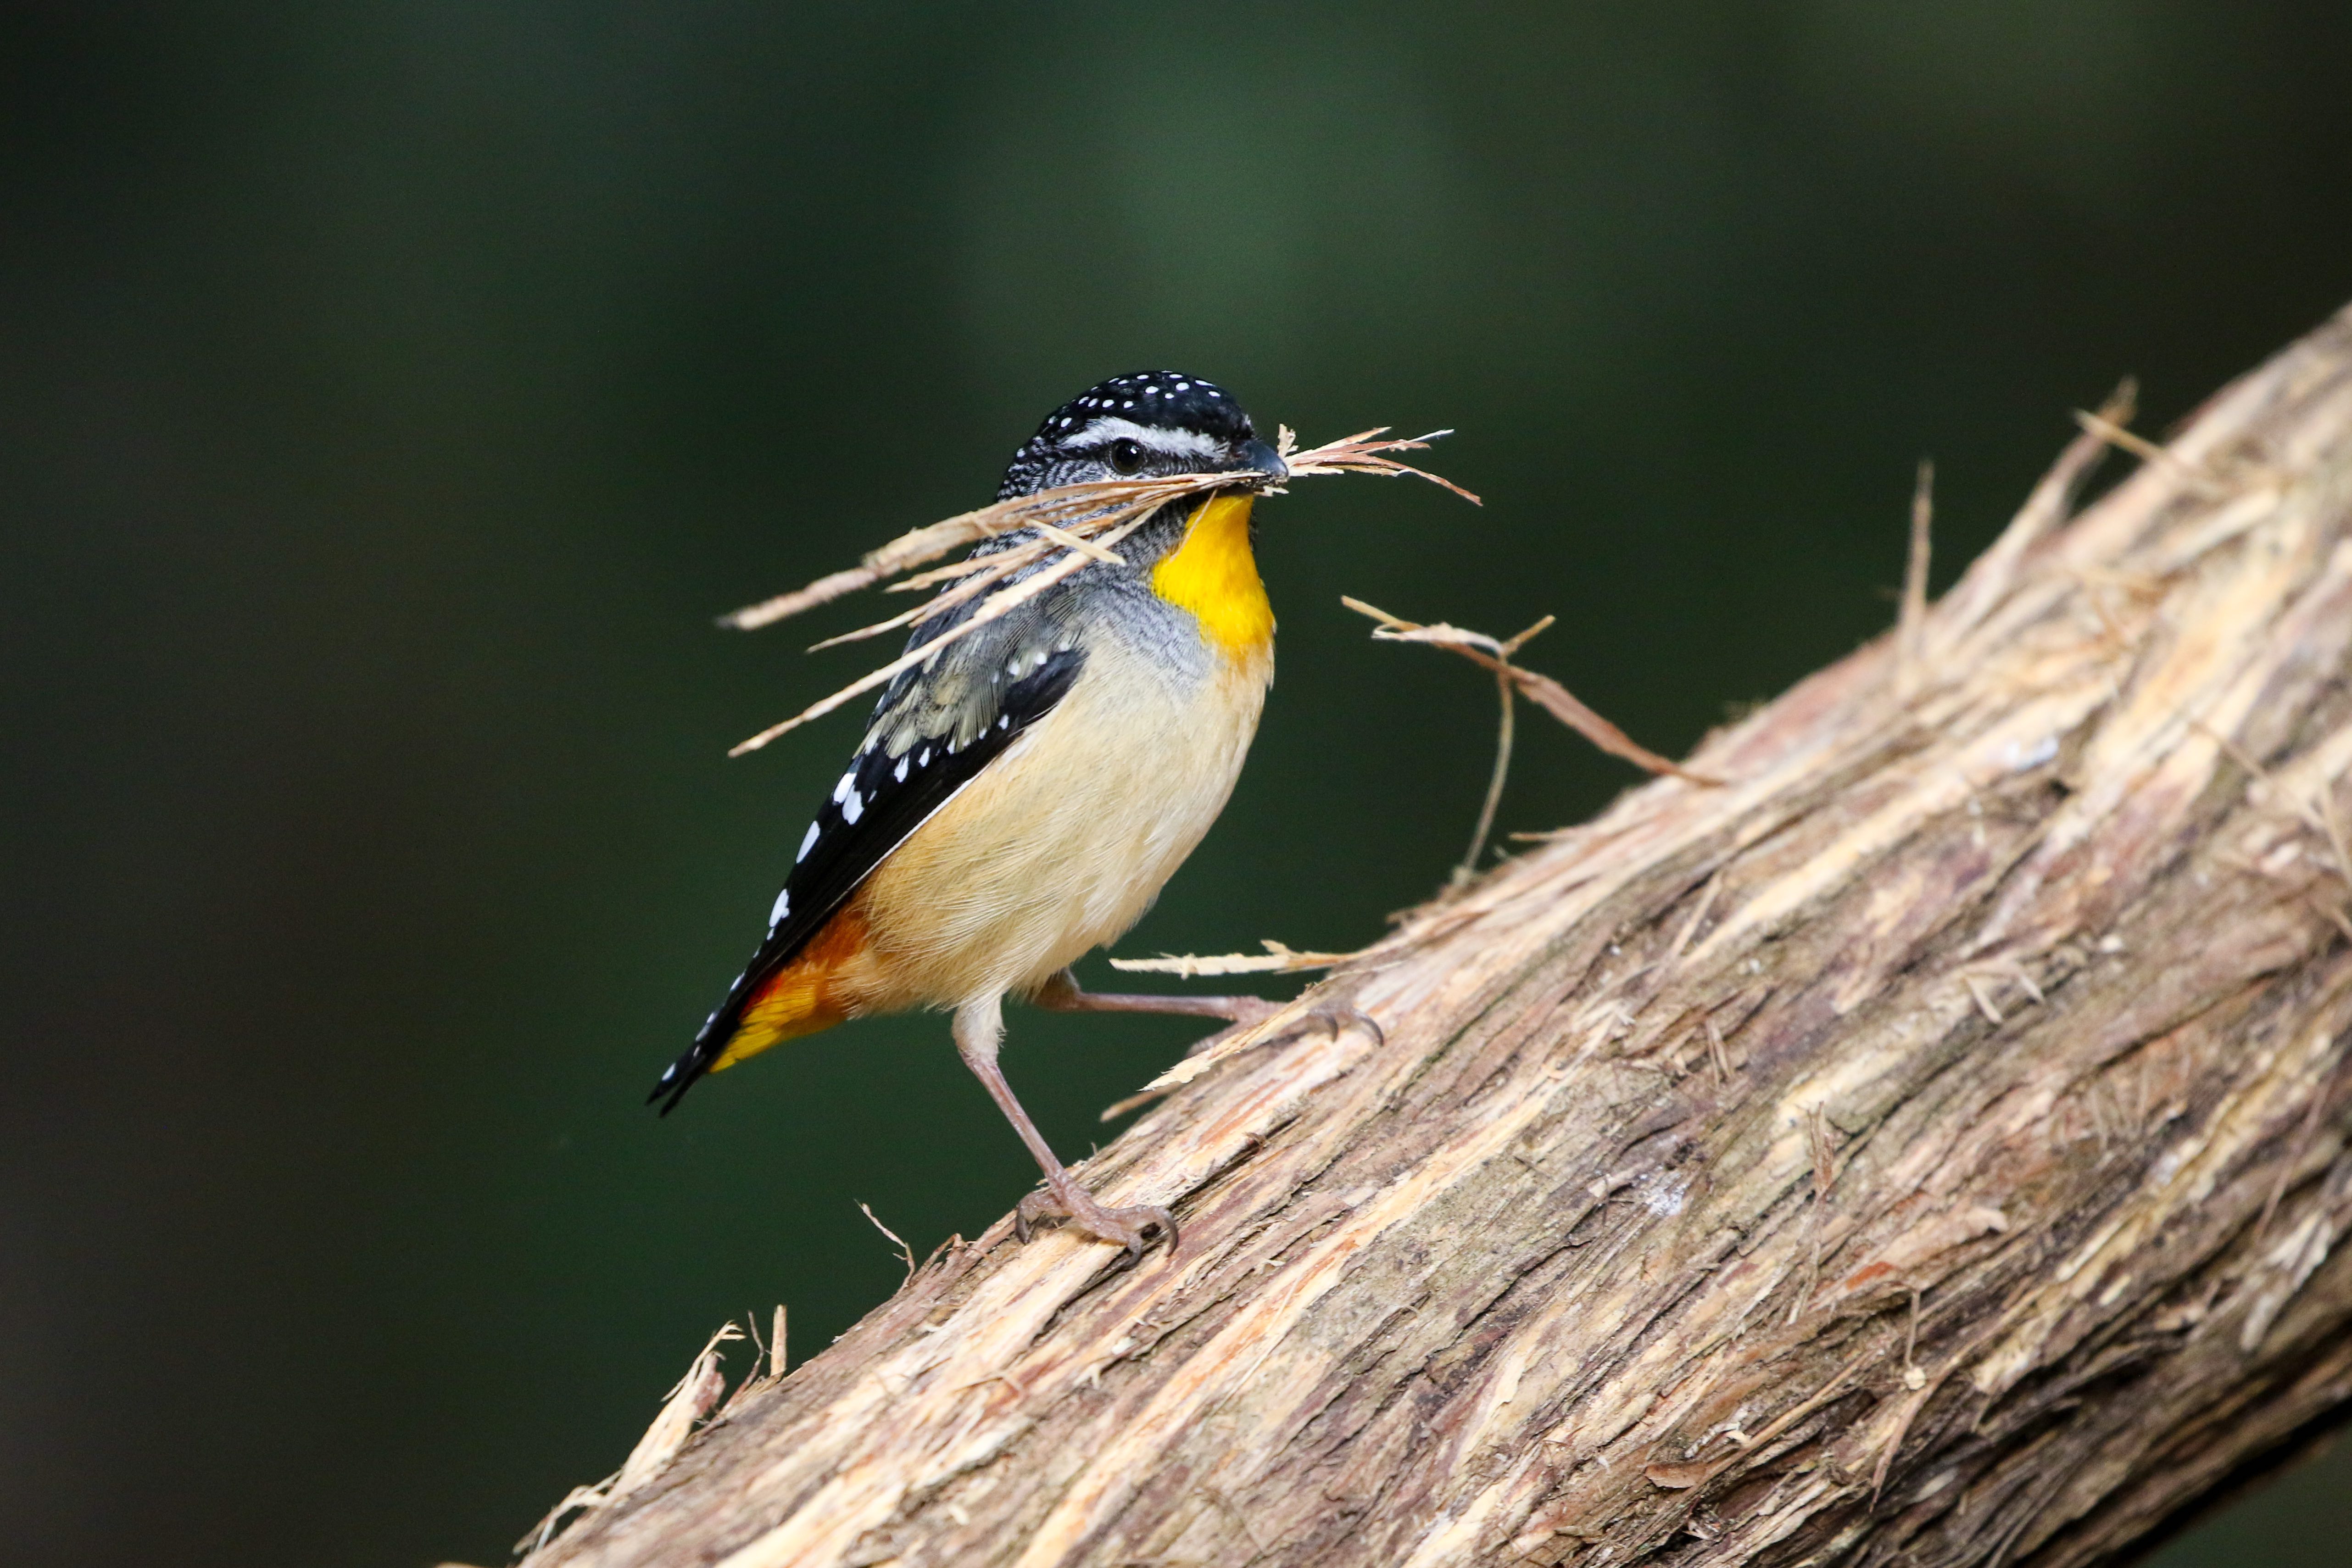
left=1015, top=1187, right=1179, bottom=1262
left=1183, top=996, right=1384, bottom=1058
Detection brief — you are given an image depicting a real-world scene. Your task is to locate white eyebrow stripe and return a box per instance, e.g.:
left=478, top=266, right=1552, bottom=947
left=1062, top=415, right=1221, bottom=459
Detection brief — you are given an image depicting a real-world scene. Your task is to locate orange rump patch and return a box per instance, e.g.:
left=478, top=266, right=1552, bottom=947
left=711, top=902, right=870, bottom=1071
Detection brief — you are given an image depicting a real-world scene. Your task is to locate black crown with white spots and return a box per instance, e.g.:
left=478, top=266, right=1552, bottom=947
left=997, top=372, right=1258, bottom=500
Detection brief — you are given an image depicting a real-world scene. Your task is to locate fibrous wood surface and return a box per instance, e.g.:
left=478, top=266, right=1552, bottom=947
left=531, top=306, right=2352, bottom=1568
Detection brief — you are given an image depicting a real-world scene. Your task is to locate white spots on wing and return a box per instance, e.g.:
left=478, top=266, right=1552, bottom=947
left=918, top=748, right=932, bottom=768
left=769, top=887, right=791, bottom=929
left=797, top=820, right=819, bottom=862
left=842, top=789, right=865, bottom=824
left=831, top=771, right=855, bottom=803
left=894, top=756, right=909, bottom=782
left=998, top=714, right=1010, bottom=730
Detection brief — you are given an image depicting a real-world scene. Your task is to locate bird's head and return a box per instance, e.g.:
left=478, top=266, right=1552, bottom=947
left=997, top=372, right=1289, bottom=501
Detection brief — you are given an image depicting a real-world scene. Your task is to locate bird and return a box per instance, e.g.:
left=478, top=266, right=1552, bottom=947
left=652, top=371, right=1332, bottom=1261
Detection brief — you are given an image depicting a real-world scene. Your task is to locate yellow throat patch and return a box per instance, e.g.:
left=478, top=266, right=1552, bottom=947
left=1150, top=492, right=1274, bottom=655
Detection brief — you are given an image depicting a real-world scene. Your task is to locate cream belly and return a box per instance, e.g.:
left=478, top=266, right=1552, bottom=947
left=838, top=633, right=1270, bottom=1012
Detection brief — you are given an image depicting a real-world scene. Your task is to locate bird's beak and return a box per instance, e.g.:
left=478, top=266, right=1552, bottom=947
left=1238, top=437, right=1289, bottom=485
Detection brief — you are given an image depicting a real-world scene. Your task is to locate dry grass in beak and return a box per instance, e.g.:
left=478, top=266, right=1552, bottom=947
left=719, top=429, right=1477, bottom=756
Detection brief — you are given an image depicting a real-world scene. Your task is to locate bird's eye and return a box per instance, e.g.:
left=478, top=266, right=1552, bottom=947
left=1106, top=438, right=1146, bottom=475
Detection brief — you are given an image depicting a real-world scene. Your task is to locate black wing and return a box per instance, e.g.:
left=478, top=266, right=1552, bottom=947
left=652, top=628, right=1085, bottom=1113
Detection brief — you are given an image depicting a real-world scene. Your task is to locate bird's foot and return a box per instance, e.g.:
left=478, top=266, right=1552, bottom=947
left=1015, top=1181, right=1178, bottom=1264
left=1183, top=996, right=1385, bottom=1058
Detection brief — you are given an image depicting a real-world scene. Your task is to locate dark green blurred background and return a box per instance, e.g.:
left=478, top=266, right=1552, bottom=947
left=6, top=4, right=2350, bottom=1564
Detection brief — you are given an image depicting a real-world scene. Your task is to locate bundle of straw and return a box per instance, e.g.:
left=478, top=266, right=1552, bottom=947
left=720, top=427, right=1479, bottom=757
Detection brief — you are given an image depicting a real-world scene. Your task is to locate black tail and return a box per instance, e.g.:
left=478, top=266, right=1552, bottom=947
left=647, top=1004, right=735, bottom=1116
left=647, top=1042, right=710, bottom=1116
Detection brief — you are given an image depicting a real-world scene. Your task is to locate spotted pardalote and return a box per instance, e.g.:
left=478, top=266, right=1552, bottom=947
left=652, top=372, right=1313, bottom=1259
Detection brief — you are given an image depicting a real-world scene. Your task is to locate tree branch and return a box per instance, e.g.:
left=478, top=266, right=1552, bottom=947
left=525, top=303, right=2352, bottom=1568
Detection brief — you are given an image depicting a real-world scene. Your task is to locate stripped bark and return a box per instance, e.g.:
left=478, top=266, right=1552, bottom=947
left=530, top=306, right=2352, bottom=1568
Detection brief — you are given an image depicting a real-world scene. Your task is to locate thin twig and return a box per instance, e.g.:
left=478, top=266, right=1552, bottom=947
left=2073, top=407, right=2228, bottom=496
left=1098, top=1087, right=1166, bottom=1123
left=1897, top=459, right=1934, bottom=698
left=1343, top=598, right=1723, bottom=785
left=1454, top=615, right=1552, bottom=884
left=1459, top=658, right=1517, bottom=884
left=858, top=1201, right=918, bottom=1285
left=1111, top=939, right=1360, bottom=977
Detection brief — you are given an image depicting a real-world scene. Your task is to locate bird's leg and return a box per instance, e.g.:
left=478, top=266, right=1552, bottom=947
left=1032, top=968, right=1382, bottom=1058
left=952, top=994, right=1176, bottom=1261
